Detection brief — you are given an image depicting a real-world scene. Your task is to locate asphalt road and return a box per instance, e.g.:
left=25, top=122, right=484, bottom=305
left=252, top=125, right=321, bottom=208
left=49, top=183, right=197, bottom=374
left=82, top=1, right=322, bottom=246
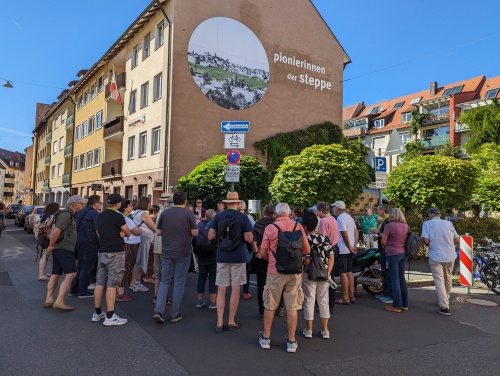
left=1, top=218, right=499, bottom=376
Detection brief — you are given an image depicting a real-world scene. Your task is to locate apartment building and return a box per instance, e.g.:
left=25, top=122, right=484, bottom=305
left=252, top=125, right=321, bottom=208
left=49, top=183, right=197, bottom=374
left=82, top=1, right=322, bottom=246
left=23, top=145, right=34, bottom=205
left=32, top=103, right=52, bottom=205
left=0, top=148, right=26, bottom=204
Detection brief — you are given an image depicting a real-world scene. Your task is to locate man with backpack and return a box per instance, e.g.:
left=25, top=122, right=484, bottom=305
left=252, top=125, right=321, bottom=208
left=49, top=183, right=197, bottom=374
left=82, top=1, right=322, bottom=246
left=257, top=203, right=310, bottom=353
left=208, top=192, right=253, bottom=333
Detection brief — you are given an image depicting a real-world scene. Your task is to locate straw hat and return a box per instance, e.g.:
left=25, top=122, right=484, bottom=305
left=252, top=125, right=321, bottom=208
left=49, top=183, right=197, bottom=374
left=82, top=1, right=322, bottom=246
left=222, top=191, right=241, bottom=203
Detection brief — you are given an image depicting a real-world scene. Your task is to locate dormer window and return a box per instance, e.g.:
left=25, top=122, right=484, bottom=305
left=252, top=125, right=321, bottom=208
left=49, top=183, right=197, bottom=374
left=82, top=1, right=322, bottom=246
left=485, top=88, right=499, bottom=99
left=364, top=106, right=381, bottom=115
left=442, top=85, right=463, bottom=96
left=374, top=119, right=385, bottom=129
left=410, top=97, right=422, bottom=105
left=393, top=101, right=405, bottom=110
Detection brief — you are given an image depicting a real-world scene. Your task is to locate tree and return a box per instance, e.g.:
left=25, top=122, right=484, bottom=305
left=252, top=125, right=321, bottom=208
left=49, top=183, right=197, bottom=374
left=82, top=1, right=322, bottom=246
left=268, top=144, right=371, bottom=207
left=409, top=109, right=430, bottom=142
left=470, top=143, right=500, bottom=211
left=459, top=99, right=500, bottom=154
left=176, top=155, right=271, bottom=209
left=385, top=155, right=477, bottom=209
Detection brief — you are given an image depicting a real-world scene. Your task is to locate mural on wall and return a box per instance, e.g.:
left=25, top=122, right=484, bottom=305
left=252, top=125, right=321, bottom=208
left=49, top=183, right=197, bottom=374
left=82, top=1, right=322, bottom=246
left=188, top=17, right=270, bottom=110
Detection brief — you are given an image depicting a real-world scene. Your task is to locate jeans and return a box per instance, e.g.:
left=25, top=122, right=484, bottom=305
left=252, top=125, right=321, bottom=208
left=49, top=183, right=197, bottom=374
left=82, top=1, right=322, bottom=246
left=379, top=250, right=392, bottom=297
left=70, top=243, right=99, bottom=295
left=197, top=257, right=217, bottom=294
left=253, top=257, right=268, bottom=315
left=387, top=253, right=408, bottom=309
left=155, top=255, right=191, bottom=318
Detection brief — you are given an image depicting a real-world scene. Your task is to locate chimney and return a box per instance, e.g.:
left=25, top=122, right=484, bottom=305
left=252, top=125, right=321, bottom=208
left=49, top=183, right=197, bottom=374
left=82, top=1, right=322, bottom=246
left=430, top=81, right=437, bottom=96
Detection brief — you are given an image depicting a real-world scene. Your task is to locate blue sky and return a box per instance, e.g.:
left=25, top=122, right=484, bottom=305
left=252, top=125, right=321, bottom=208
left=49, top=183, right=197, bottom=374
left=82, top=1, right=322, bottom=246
left=1, top=0, right=499, bottom=153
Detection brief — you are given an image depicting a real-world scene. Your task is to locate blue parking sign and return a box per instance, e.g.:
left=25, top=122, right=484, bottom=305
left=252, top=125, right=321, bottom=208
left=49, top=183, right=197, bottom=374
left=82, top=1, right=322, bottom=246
left=375, top=157, right=387, bottom=172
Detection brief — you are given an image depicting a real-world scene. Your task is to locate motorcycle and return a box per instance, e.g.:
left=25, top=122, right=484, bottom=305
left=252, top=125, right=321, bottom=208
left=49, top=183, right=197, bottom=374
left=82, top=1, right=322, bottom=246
left=332, top=248, right=384, bottom=295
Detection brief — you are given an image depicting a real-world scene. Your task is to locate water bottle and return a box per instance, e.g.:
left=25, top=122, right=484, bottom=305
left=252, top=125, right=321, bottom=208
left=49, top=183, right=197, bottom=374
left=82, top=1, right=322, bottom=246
left=328, top=277, right=337, bottom=290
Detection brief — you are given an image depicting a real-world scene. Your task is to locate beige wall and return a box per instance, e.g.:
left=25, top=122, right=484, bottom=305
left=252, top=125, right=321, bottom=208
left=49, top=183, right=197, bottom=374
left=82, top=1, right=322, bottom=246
left=23, top=145, right=33, bottom=205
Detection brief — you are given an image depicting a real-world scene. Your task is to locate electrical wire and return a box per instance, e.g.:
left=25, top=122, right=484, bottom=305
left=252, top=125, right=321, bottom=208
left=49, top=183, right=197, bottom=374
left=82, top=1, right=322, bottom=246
left=0, top=77, right=66, bottom=90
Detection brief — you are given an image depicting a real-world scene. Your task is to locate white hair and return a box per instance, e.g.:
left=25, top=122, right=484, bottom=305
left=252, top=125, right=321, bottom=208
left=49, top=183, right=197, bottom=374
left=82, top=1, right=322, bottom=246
left=275, top=203, right=291, bottom=216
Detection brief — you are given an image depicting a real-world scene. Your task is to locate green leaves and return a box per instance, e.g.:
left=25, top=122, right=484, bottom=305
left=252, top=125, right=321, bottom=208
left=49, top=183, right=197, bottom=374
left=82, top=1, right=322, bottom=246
left=460, top=99, right=500, bottom=154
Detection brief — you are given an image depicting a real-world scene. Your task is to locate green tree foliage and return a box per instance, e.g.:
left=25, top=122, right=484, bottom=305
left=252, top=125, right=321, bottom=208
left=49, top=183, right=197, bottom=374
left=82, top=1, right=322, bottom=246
left=459, top=99, right=500, bottom=154
left=436, top=139, right=462, bottom=158
left=400, top=141, right=423, bottom=162
left=268, top=144, right=370, bottom=207
left=470, top=143, right=500, bottom=211
left=176, top=155, right=271, bottom=209
left=409, top=109, right=430, bottom=141
left=253, top=121, right=347, bottom=174
left=385, top=155, right=477, bottom=209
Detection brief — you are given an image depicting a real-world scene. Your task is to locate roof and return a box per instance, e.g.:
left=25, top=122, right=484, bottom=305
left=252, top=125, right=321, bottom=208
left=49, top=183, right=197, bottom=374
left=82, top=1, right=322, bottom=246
left=479, top=76, right=500, bottom=99
left=0, top=148, right=26, bottom=170
left=35, top=103, right=51, bottom=127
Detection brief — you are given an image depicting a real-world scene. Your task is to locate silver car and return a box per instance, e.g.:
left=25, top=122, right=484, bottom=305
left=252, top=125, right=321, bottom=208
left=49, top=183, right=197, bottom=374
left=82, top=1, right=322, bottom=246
left=25, top=206, right=45, bottom=234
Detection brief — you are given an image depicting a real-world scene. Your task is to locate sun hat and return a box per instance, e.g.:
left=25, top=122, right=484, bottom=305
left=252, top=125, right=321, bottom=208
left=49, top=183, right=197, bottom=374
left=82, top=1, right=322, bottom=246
left=331, top=201, right=346, bottom=210
left=159, top=193, right=170, bottom=200
left=222, top=191, right=241, bottom=203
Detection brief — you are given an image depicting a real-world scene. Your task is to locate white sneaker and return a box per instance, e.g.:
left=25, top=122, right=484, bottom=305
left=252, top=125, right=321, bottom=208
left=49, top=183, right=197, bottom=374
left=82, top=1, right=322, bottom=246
left=133, top=284, right=149, bottom=292
left=286, top=339, right=299, bottom=353
left=321, top=329, right=330, bottom=339
left=302, top=328, right=312, bottom=338
left=259, top=331, right=270, bottom=349
left=87, top=283, right=96, bottom=290
left=103, top=313, right=128, bottom=326
left=91, top=312, right=106, bottom=322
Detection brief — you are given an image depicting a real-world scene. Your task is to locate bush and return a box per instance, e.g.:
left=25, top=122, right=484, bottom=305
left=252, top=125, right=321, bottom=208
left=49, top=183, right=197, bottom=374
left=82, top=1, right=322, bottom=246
left=453, top=217, right=500, bottom=247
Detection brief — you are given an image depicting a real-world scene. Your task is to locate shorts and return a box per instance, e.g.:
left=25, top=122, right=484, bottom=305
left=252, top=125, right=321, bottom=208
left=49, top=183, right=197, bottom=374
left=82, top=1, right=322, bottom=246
left=51, top=248, right=76, bottom=275
left=215, top=263, right=246, bottom=287
left=153, top=253, right=162, bottom=279
left=96, top=251, right=125, bottom=288
left=263, top=273, right=303, bottom=311
left=338, top=253, right=353, bottom=273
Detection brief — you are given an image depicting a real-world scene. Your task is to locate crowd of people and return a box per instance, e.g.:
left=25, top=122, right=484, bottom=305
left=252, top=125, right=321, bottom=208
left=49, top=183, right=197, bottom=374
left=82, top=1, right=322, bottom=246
left=37, top=192, right=460, bottom=351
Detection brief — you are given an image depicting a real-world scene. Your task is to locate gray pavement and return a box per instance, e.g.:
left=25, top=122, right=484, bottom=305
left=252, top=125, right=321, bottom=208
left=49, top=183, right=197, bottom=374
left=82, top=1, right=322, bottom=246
left=1, top=220, right=499, bottom=376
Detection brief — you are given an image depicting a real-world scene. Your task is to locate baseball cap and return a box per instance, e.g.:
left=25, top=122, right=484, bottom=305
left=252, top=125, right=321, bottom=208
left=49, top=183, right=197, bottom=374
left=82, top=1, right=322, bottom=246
left=107, top=193, right=122, bottom=204
left=331, top=201, right=346, bottom=210
left=427, top=208, right=441, bottom=215
left=67, top=195, right=88, bottom=206
left=308, top=205, right=317, bottom=211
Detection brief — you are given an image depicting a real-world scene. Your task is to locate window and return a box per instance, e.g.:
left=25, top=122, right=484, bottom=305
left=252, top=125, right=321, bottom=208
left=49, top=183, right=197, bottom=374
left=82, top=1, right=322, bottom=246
left=410, top=97, right=422, bottom=105
left=128, top=136, right=135, bottom=160
left=153, top=73, right=162, bottom=101
left=58, top=163, right=62, bottom=177
left=400, top=132, right=411, bottom=144
left=125, top=186, right=133, bottom=200
left=74, top=157, right=79, bottom=172
left=94, top=148, right=101, bottom=166
left=402, top=112, right=412, bottom=123
left=53, top=141, right=57, bottom=154
left=90, top=84, right=96, bottom=99
left=139, top=132, right=147, bottom=157
left=61, top=110, right=66, bottom=124
left=129, top=90, right=137, bottom=114
left=82, top=121, right=88, bottom=137
left=442, top=85, right=463, bottom=96
left=96, top=110, right=103, bottom=130
left=374, top=119, right=385, bottom=129
left=485, top=88, right=499, bottom=99
left=86, top=151, right=93, bottom=169
left=97, top=75, right=104, bottom=93
left=88, top=116, right=95, bottom=134
left=143, top=32, right=151, bottom=60
left=80, top=154, right=85, bottom=170
left=59, top=136, right=64, bottom=151
left=76, top=125, right=81, bottom=141
left=141, top=81, right=149, bottom=108
left=51, top=166, right=55, bottom=179
left=151, top=127, right=161, bottom=154
left=138, top=184, right=147, bottom=198
left=393, top=101, right=404, bottom=110
left=54, top=118, right=58, bottom=129
left=83, top=91, right=89, bottom=104
left=155, top=21, right=164, bottom=49
left=372, top=136, right=386, bottom=150
left=77, top=96, right=83, bottom=110
left=132, top=45, right=139, bottom=69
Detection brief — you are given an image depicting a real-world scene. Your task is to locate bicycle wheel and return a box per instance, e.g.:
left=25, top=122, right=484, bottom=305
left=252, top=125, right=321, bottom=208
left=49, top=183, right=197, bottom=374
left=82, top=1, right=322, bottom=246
left=472, top=259, right=482, bottom=282
left=481, top=264, right=500, bottom=295
left=452, top=258, right=460, bottom=276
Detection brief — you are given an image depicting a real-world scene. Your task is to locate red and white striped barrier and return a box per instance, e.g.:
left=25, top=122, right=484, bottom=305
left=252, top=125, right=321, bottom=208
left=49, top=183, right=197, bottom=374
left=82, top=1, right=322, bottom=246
left=459, top=235, right=473, bottom=287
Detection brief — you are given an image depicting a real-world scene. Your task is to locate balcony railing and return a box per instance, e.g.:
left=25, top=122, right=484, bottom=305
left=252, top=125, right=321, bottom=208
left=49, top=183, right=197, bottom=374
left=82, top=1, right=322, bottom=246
left=4, top=183, right=14, bottom=188
left=66, top=114, right=74, bottom=129
left=4, top=192, right=14, bottom=197
left=5, top=173, right=15, bottom=179
left=64, top=144, right=72, bottom=157
left=343, top=127, right=366, bottom=139
left=102, top=159, right=123, bottom=178
left=44, top=156, right=51, bottom=166
left=105, top=72, right=126, bottom=100
left=62, top=174, right=70, bottom=186
left=43, top=179, right=50, bottom=188
left=454, top=123, right=470, bottom=132
left=422, top=112, right=450, bottom=125
left=421, top=134, right=450, bottom=148
left=103, top=116, right=124, bottom=140
left=46, top=132, right=52, bottom=143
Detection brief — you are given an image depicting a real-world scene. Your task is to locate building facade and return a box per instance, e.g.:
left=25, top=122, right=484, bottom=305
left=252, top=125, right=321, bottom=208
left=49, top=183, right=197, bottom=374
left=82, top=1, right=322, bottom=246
left=0, top=148, right=26, bottom=204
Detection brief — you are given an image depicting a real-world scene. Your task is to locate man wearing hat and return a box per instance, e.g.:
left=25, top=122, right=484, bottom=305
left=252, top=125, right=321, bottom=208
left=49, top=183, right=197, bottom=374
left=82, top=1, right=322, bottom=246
left=158, top=193, right=170, bottom=211
left=44, top=195, right=87, bottom=311
left=421, top=208, right=459, bottom=316
left=208, top=191, right=253, bottom=333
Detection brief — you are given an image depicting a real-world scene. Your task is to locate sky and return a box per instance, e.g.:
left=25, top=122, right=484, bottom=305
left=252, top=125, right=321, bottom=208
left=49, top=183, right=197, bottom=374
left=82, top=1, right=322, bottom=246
left=1, top=0, right=499, bottom=154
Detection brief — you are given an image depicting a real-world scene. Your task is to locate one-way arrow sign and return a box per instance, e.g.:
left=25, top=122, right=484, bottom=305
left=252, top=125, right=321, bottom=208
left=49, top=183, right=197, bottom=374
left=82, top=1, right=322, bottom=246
left=221, top=121, right=250, bottom=133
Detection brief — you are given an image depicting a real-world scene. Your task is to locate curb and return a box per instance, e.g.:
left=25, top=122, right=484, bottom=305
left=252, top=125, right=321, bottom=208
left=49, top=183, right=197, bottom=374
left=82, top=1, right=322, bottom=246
left=407, top=279, right=435, bottom=288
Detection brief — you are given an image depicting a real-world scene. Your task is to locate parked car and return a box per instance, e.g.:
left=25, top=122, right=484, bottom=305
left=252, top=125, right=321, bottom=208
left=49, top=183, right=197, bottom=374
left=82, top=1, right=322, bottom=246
left=25, top=206, right=45, bottom=234
left=15, top=205, right=33, bottom=227
left=7, top=204, right=21, bottom=219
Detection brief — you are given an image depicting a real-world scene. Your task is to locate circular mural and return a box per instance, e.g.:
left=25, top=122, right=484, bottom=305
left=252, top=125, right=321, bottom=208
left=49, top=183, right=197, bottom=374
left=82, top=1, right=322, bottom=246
left=188, top=17, right=270, bottom=110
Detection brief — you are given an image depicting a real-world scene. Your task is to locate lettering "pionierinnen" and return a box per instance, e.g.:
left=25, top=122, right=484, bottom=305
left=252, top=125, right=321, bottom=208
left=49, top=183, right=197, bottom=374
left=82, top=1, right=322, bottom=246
left=273, top=52, right=326, bottom=75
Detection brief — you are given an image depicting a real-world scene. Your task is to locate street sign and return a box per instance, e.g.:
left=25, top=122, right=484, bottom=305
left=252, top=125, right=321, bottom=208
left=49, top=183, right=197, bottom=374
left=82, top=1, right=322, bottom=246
left=226, top=165, right=241, bottom=173
left=375, top=181, right=387, bottom=189
left=224, top=133, right=245, bottom=149
left=221, top=121, right=250, bottom=133
left=375, top=157, right=387, bottom=172
left=375, top=172, right=387, bottom=189
left=225, top=173, right=240, bottom=182
left=226, top=150, right=241, bottom=165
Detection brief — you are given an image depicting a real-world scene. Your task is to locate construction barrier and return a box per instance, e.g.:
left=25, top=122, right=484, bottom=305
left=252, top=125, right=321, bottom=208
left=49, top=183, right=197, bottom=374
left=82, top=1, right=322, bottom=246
left=459, top=235, right=473, bottom=286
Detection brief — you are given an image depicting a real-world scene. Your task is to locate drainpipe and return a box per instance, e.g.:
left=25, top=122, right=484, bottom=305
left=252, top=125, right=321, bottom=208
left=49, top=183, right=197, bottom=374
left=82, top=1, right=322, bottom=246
left=154, top=0, right=173, bottom=194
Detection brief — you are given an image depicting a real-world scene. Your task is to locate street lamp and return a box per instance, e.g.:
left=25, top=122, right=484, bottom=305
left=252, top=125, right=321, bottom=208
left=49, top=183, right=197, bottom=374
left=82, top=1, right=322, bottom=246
left=2, top=81, right=13, bottom=88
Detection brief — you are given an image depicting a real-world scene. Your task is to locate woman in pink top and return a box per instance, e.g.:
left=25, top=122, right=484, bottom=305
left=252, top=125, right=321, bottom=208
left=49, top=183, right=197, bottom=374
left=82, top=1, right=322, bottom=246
left=381, top=208, right=408, bottom=313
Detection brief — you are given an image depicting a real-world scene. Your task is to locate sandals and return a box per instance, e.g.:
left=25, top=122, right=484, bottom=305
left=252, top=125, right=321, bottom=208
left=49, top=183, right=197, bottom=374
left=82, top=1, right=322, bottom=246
left=227, top=322, right=241, bottom=331
left=349, top=297, right=356, bottom=304
left=335, top=298, right=351, bottom=305
left=215, top=325, right=224, bottom=334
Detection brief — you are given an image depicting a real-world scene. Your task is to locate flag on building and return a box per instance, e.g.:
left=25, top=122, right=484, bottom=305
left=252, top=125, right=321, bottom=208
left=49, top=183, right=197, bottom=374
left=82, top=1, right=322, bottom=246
left=110, top=69, right=121, bottom=104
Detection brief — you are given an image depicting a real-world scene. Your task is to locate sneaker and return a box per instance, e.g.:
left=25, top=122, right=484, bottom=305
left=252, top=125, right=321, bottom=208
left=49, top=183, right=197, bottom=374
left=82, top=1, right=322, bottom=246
left=78, top=292, right=94, bottom=299
left=242, top=293, right=252, bottom=300
left=379, top=296, right=393, bottom=304
left=321, top=329, right=330, bottom=339
left=153, top=312, right=165, bottom=323
left=438, top=308, right=451, bottom=316
left=133, top=283, right=149, bottom=292
left=91, top=312, right=106, bottom=322
left=87, top=283, right=96, bottom=290
left=170, top=313, right=183, bottom=323
left=286, top=339, right=299, bottom=353
left=196, top=300, right=206, bottom=308
left=116, top=293, right=134, bottom=302
left=103, top=313, right=128, bottom=326
left=259, top=331, right=271, bottom=349
left=208, top=302, right=217, bottom=310
left=302, top=328, right=313, bottom=338
left=376, top=294, right=387, bottom=300
left=68, top=292, right=78, bottom=297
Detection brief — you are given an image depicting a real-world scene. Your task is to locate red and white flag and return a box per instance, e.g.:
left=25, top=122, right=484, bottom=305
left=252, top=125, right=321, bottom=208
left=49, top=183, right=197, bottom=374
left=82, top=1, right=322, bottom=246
left=110, top=69, right=121, bottom=104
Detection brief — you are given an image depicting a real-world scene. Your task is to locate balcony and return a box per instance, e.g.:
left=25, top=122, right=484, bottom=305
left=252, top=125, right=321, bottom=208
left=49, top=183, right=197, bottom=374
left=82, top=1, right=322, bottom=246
left=4, top=183, right=15, bottom=188
left=46, top=131, right=52, bottom=143
left=421, top=135, right=450, bottom=148
left=64, top=144, right=72, bottom=157
left=4, top=192, right=14, bottom=197
left=44, top=156, right=51, bottom=166
left=41, top=179, right=50, bottom=193
left=103, top=116, right=124, bottom=142
left=62, top=174, right=70, bottom=187
left=454, top=122, right=470, bottom=132
left=422, top=112, right=450, bottom=126
left=105, top=72, right=126, bottom=101
left=66, top=114, right=74, bottom=130
left=102, top=159, right=123, bottom=178
left=5, top=173, right=15, bottom=179
left=343, top=127, right=366, bottom=139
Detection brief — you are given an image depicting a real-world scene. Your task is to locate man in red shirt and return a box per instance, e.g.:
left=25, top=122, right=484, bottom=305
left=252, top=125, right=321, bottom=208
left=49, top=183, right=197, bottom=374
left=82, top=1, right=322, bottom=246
left=258, top=203, right=310, bottom=353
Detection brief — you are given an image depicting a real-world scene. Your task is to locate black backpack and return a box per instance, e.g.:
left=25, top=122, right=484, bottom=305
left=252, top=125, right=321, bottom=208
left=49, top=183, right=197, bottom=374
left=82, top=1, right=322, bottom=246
left=217, top=213, right=243, bottom=251
left=405, top=230, right=421, bottom=260
left=194, top=221, right=216, bottom=254
left=271, top=223, right=304, bottom=274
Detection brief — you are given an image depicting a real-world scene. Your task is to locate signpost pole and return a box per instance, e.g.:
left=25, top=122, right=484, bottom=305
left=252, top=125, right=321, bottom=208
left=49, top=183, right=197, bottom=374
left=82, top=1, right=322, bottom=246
left=231, top=182, right=234, bottom=192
